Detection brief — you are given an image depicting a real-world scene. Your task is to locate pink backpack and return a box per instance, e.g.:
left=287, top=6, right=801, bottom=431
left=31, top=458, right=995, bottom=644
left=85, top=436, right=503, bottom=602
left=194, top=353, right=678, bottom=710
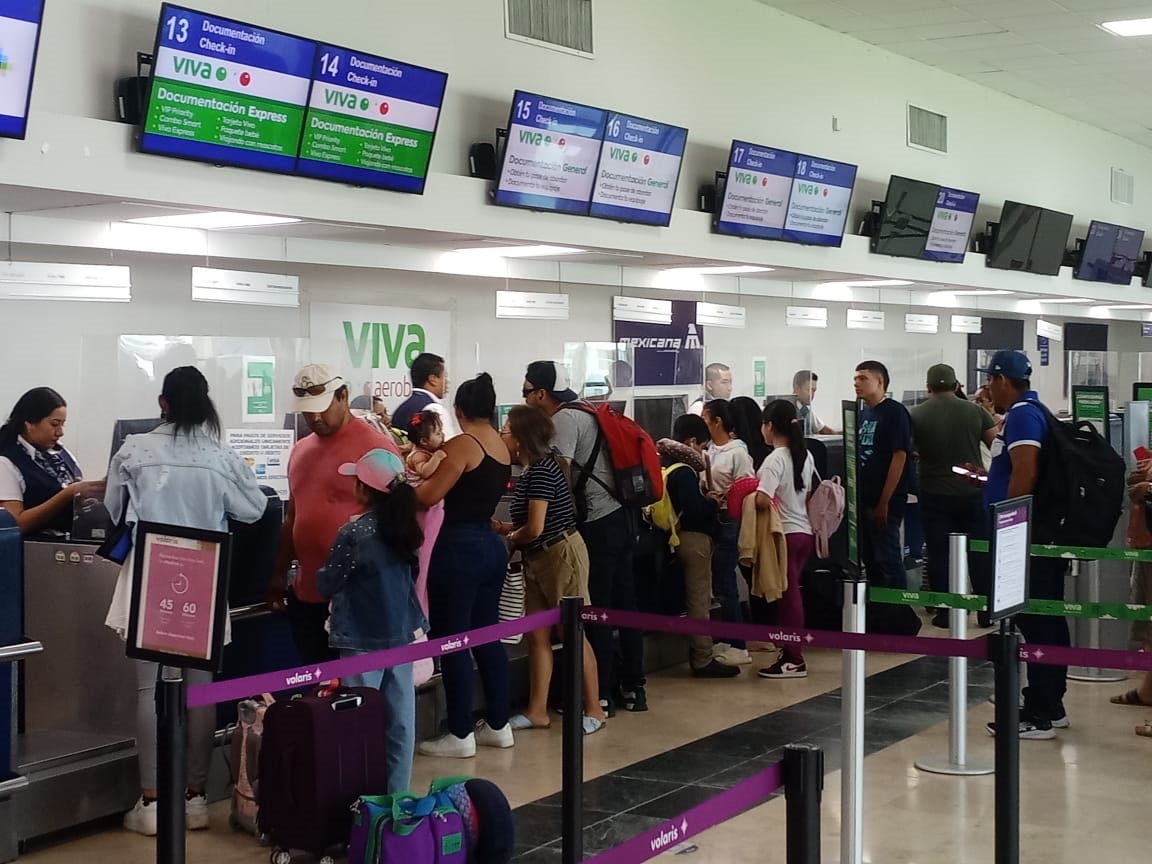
left=806, top=470, right=845, bottom=559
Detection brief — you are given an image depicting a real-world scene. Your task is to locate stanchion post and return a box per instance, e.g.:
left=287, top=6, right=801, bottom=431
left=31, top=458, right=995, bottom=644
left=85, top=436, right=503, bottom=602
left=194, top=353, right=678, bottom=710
left=156, top=665, right=186, bottom=864
left=1068, top=559, right=1125, bottom=682
left=991, top=622, right=1021, bottom=864
left=916, top=533, right=993, bottom=776
left=840, top=577, right=866, bottom=864
left=560, top=597, right=584, bottom=864
left=783, top=743, right=823, bottom=864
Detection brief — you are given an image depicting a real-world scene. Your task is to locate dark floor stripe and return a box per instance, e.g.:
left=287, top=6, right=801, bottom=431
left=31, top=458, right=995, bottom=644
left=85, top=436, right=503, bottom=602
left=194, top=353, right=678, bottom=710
left=511, top=656, right=994, bottom=861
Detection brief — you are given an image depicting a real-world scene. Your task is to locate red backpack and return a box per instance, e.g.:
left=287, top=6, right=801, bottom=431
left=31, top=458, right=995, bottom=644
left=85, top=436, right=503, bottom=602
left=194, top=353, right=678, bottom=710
left=563, top=402, right=664, bottom=513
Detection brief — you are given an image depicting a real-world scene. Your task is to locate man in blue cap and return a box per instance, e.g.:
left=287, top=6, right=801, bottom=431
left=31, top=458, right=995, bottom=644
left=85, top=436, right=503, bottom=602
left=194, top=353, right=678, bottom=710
left=979, top=349, right=1069, bottom=740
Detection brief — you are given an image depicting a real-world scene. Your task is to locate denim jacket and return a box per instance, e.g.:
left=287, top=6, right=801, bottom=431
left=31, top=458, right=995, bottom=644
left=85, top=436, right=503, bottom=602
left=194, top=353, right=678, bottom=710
left=316, top=511, right=428, bottom=652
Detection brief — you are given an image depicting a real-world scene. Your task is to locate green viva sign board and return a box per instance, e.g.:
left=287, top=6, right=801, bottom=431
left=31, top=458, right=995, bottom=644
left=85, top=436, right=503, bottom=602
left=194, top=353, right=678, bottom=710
left=310, top=302, right=451, bottom=401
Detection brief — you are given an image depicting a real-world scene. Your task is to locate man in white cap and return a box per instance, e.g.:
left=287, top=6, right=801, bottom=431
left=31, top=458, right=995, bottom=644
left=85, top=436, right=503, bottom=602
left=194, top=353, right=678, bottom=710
left=268, top=363, right=399, bottom=664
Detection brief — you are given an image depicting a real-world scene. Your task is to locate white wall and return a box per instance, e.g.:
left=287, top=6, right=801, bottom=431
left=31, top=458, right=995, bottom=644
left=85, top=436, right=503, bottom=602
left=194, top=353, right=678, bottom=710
left=16, top=0, right=1152, bottom=246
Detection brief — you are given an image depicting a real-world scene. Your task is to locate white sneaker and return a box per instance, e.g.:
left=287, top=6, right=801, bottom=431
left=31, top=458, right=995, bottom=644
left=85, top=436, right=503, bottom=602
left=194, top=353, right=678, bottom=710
left=185, top=793, right=209, bottom=830
left=714, top=642, right=732, bottom=653
left=475, top=720, right=515, bottom=749
left=418, top=732, right=476, bottom=758
left=123, top=797, right=157, bottom=836
left=715, top=647, right=752, bottom=667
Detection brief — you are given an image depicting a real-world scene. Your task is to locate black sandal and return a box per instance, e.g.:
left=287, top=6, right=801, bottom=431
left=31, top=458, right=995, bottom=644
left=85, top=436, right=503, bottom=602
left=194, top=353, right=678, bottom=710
left=1110, top=689, right=1152, bottom=706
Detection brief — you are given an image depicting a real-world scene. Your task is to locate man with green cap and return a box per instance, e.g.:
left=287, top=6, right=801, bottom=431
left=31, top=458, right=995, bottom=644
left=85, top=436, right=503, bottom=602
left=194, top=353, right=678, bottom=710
left=911, top=363, right=998, bottom=628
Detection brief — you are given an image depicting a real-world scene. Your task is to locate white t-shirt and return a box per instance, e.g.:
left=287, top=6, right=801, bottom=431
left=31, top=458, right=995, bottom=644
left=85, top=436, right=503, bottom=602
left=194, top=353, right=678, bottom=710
left=706, top=439, right=754, bottom=497
left=412, top=388, right=461, bottom=440
left=757, top=446, right=816, bottom=535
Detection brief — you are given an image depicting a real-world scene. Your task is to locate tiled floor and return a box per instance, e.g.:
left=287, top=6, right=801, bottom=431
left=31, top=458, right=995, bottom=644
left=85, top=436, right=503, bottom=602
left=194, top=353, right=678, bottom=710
left=17, top=625, right=1152, bottom=864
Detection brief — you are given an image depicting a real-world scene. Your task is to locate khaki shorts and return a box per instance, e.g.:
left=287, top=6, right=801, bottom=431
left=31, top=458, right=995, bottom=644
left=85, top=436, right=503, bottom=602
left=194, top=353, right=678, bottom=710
left=523, top=532, right=591, bottom=614
left=1132, top=561, right=1152, bottom=645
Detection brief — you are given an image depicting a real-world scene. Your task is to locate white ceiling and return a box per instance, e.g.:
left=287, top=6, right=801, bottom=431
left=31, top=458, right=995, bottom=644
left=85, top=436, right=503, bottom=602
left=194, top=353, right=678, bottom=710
left=756, top=0, right=1152, bottom=148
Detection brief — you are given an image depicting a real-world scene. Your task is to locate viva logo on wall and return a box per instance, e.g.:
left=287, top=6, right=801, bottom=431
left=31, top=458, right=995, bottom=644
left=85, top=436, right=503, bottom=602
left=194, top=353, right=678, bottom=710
left=309, top=303, right=451, bottom=403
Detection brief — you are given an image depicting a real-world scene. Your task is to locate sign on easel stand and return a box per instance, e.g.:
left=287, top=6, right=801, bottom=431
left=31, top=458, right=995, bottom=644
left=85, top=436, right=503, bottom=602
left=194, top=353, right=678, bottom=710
left=126, top=522, right=231, bottom=672
left=989, top=497, right=1032, bottom=623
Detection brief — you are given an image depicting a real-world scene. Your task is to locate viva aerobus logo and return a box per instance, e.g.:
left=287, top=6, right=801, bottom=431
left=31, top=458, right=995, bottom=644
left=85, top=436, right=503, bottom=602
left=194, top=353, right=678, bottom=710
left=610, top=147, right=650, bottom=166
left=519, top=130, right=568, bottom=148
left=343, top=321, right=427, bottom=370
left=324, top=88, right=375, bottom=113
left=172, top=55, right=252, bottom=86
left=797, top=182, right=830, bottom=198
left=733, top=171, right=769, bottom=187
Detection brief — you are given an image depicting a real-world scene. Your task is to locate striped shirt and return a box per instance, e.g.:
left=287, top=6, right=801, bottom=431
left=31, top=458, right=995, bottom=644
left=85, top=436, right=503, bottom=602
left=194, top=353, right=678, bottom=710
left=510, top=455, right=577, bottom=543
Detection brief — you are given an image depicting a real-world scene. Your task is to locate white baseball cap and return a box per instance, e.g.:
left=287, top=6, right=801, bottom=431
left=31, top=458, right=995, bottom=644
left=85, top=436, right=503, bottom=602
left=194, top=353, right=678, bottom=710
left=292, top=363, right=346, bottom=413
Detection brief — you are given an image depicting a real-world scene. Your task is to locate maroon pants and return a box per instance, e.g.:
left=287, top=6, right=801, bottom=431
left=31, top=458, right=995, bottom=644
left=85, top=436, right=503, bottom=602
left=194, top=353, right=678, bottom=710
left=780, top=533, right=816, bottom=664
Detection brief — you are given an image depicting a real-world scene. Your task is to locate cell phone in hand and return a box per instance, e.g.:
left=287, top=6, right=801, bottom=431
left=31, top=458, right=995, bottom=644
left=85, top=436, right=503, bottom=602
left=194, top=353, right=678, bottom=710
left=951, top=465, right=988, bottom=484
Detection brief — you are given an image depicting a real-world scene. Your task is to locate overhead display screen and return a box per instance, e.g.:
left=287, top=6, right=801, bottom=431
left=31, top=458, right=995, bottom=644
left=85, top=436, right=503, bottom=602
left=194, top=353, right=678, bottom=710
left=495, top=91, right=607, bottom=215
left=1075, top=220, right=1144, bottom=285
left=589, top=113, right=688, bottom=226
left=871, top=175, right=936, bottom=259
left=782, top=156, right=858, bottom=246
left=987, top=201, right=1073, bottom=276
left=0, top=0, right=44, bottom=140
left=923, top=186, right=979, bottom=263
left=297, top=45, right=448, bottom=193
left=141, top=4, right=315, bottom=173
left=715, top=140, right=798, bottom=240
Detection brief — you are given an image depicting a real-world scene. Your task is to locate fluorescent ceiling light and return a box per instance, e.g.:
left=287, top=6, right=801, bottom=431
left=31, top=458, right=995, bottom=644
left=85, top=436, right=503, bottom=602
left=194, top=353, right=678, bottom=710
left=1100, top=18, right=1152, bottom=37
left=935, top=289, right=1012, bottom=297
left=454, top=245, right=585, bottom=258
left=125, top=211, right=301, bottom=230
left=663, top=265, right=773, bottom=276
left=1030, top=297, right=1094, bottom=304
left=818, top=279, right=914, bottom=289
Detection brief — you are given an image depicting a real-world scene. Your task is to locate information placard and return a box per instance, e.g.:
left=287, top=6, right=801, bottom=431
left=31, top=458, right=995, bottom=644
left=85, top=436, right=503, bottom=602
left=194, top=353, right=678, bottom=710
left=0, top=1, right=44, bottom=140
left=1072, top=385, right=1110, bottom=443
left=227, top=428, right=294, bottom=499
left=127, top=522, right=231, bottom=671
left=142, top=3, right=316, bottom=173
left=923, top=187, right=979, bottom=263
left=989, top=497, right=1032, bottom=621
left=495, top=91, right=607, bottom=214
left=715, top=141, right=797, bottom=240
left=298, top=44, right=447, bottom=193
left=783, top=156, right=858, bottom=246
left=842, top=400, right=860, bottom=569
left=589, top=113, right=688, bottom=226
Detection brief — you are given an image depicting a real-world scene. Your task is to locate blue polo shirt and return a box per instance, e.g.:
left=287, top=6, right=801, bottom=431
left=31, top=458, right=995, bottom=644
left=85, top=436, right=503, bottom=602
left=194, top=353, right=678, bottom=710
left=984, top=390, right=1047, bottom=506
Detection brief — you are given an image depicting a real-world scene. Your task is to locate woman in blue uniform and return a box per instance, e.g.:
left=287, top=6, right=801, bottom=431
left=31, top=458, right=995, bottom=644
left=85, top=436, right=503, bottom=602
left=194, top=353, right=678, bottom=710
left=0, top=387, right=103, bottom=534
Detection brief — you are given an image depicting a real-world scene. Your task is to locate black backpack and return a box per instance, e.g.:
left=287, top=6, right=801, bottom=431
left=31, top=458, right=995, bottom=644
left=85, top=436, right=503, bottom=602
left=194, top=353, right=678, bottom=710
left=1026, top=400, right=1124, bottom=547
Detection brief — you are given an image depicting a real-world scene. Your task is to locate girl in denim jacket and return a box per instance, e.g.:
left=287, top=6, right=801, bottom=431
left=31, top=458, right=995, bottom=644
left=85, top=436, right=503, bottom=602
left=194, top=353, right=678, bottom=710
left=316, top=448, right=427, bottom=793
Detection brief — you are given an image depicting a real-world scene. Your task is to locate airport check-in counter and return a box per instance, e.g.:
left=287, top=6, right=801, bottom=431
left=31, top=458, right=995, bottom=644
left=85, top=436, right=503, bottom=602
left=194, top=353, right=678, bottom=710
left=6, top=486, right=291, bottom=856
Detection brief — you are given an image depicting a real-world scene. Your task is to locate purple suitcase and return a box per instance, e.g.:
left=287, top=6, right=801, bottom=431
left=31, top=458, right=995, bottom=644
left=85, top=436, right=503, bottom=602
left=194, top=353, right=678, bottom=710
left=258, top=687, right=388, bottom=858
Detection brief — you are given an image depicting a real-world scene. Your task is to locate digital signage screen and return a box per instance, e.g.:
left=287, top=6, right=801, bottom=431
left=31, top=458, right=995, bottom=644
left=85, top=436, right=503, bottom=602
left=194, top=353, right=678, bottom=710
left=924, top=186, right=979, bottom=263
left=987, top=202, right=1073, bottom=276
left=715, top=140, right=798, bottom=240
left=872, top=175, right=936, bottom=260
left=1075, top=220, right=1144, bottom=285
left=141, top=4, right=316, bottom=174
left=782, top=156, right=858, bottom=246
left=589, top=113, right=688, bottom=227
left=0, top=0, right=45, bottom=140
left=495, top=91, right=607, bottom=215
left=297, top=45, right=447, bottom=193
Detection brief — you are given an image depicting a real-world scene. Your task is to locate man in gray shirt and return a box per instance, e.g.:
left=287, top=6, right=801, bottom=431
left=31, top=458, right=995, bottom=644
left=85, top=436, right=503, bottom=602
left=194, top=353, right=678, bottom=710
left=523, top=360, right=647, bottom=714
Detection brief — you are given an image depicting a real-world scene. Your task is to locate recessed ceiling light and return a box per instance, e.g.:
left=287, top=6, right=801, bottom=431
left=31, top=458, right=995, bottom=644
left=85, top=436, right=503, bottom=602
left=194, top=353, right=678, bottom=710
left=1030, top=298, right=1094, bottom=304
left=663, top=265, right=773, bottom=275
left=125, top=211, right=301, bottom=230
left=454, top=245, right=586, bottom=258
left=1100, top=18, right=1152, bottom=37
left=933, top=289, right=1013, bottom=297
left=818, top=279, right=914, bottom=289
left=1096, top=303, right=1152, bottom=310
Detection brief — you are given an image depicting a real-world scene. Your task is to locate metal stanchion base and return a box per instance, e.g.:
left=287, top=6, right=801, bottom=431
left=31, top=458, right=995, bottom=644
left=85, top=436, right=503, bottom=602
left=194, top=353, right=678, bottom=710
left=914, top=757, right=995, bottom=776
left=1067, top=667, right=1127, bottom=683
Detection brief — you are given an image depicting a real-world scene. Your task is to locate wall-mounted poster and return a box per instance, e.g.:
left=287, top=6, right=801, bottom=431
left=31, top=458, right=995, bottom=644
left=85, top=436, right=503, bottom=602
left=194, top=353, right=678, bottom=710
left=613, top=299, right=703, bottom=387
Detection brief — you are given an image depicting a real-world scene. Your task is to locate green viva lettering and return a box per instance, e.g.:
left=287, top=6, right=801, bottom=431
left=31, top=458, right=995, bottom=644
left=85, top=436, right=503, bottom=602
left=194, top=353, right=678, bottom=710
left=342, top=321, right=427, bottom=369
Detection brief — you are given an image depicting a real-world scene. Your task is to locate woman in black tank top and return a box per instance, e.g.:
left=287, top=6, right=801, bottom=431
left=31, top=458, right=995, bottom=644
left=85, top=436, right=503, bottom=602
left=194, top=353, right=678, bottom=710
left=416, top=373, right=514, bottom=758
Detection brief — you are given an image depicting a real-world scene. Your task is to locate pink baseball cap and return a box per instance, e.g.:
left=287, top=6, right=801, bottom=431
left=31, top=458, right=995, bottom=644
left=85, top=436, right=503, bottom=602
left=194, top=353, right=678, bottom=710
left=337, top=448, right=405, bottom=492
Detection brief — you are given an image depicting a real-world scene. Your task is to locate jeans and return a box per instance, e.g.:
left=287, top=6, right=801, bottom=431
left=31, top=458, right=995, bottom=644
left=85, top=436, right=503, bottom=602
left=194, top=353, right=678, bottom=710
left=135, top=661, right=214, bottom=791
left=677, top=530, right=716, bottom=670
left=711, top=518, right=745, bottom=650
left=1017, top=557, right=1070, bottom=723
left=780, top=533, right=816, bottom=664
left=427, top=521, right=510, bottom=740
left=341, top=652, right=415, bottom=794
left=860, top=502, right=906, bottom=588
left=920, top=493, right=988, bottom=595
left=287, top=594, right=339, bottom=666
left=578, top=507, right=644, bottom=696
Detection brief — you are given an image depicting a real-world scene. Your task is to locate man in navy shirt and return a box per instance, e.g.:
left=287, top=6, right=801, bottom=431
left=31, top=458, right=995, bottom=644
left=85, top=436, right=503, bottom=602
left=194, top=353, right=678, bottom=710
left=980, top=349, right=1069, bottom=740
left=854, top=361, right=912, bottom=588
